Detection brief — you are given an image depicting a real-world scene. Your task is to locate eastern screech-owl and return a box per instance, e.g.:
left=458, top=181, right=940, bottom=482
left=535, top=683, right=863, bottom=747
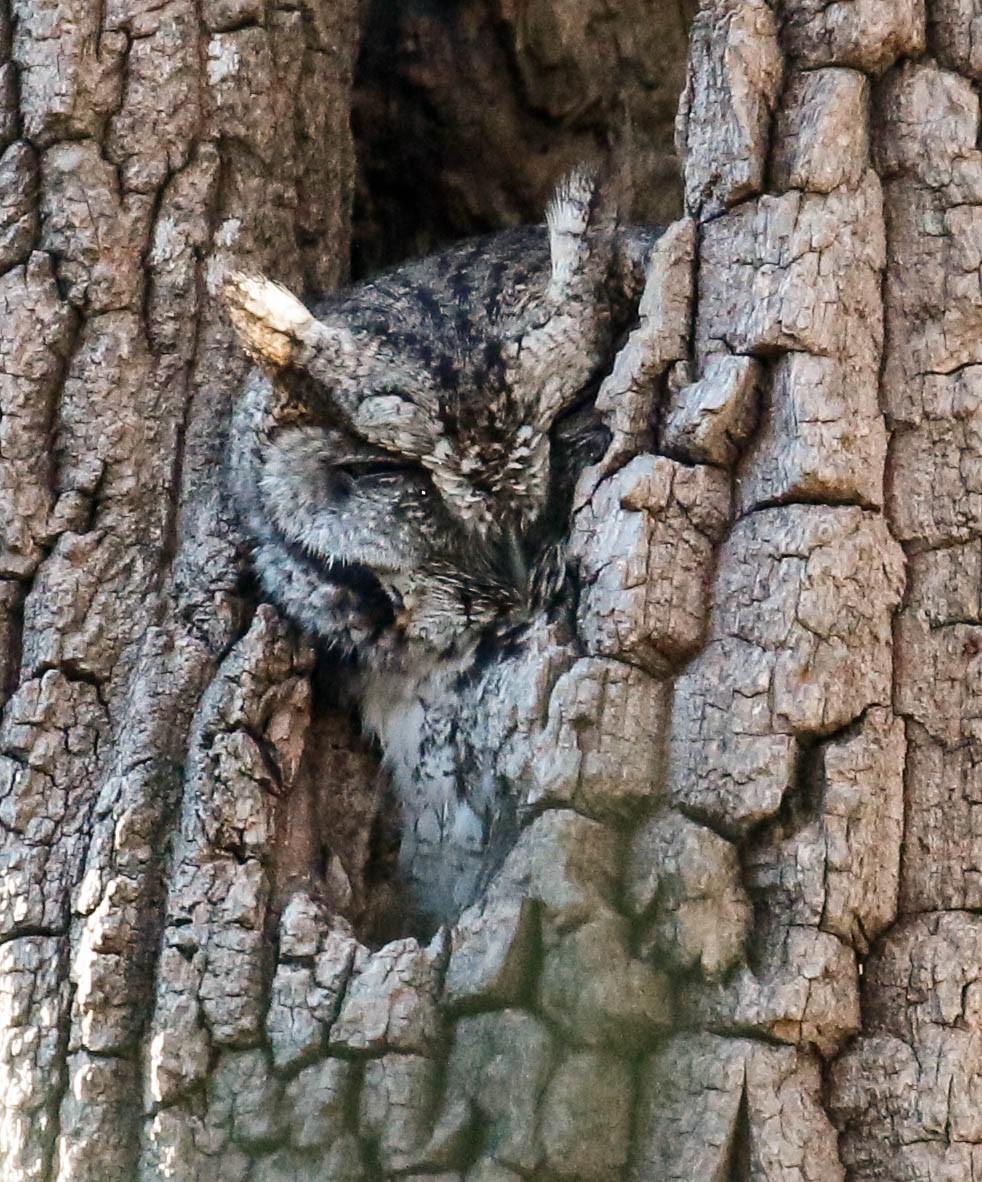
left=225, top=170, right=660, bottom=929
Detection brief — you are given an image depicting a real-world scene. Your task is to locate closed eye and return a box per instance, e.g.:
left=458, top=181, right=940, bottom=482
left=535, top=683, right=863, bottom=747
left=330, top=458, right=434, bottom=497
left=331, top=457, right=417, bottom=479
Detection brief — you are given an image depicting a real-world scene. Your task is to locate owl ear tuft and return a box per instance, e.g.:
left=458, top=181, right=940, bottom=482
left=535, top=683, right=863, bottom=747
left=544, top=166, right=608, bottom=297
left=225, top=271, right=439, bottom=453
left=502, top=168, right=614, bottom=430
left=546, top=166, right=598, bottom=243
left=224, top=271, right=358, bottom=373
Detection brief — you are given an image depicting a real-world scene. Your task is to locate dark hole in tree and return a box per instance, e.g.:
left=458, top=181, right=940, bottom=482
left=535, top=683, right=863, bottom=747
left=350, top=0, right=694, bottom=278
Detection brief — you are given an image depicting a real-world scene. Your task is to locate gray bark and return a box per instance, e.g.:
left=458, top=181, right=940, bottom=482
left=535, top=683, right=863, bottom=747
left=0, top=0, right=975, bottom=1180
left=0, top=0, right=360, bottom=1177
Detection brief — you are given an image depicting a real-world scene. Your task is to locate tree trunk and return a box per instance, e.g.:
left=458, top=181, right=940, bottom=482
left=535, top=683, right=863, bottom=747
left=0, top=0, right=972, bottom=1180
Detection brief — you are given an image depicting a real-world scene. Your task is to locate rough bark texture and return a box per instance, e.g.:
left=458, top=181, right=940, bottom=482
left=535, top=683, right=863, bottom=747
left=0, top=1, right=361, bottom=1178
left=0, top=0, right=976, bottom=1180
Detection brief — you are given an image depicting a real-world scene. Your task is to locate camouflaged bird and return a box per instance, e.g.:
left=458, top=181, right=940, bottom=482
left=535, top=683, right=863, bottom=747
left=225, top=169, right=661, bottom=928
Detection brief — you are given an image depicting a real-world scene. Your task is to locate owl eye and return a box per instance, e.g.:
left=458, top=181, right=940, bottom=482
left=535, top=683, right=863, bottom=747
left=330, top=459, right=434, bottom=502
left=325, top=468, right=354, bottom=501
left=332, top=460, right=411, bottom=479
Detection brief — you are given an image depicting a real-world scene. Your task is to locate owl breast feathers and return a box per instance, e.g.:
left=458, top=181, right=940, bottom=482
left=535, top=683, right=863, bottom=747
left=225, top=170, right=662, bottom=928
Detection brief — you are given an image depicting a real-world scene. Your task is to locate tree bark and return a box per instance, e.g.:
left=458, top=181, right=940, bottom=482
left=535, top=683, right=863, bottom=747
left=0, top=1, right=975, bottom=1180
left=0, top=1, right=361, bottom=1177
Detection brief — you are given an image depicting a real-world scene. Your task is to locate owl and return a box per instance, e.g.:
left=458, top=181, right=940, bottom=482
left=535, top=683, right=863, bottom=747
left=225, top=170, right=661, bottom=929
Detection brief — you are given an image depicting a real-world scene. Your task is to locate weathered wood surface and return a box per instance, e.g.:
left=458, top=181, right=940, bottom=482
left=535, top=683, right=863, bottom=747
left=0, top=0, right=977, bottom=1179
left=1, top=1, right=360, bottom=1177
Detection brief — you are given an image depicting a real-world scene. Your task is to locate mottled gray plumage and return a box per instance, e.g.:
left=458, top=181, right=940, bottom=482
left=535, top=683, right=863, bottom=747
left=225, top=171, right=660, bottom=928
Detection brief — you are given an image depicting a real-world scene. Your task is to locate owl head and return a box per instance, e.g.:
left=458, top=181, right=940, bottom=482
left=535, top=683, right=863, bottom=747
left=224, top=170, right=633, bottom=654
left=227, top=170, right=615, bottom=519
